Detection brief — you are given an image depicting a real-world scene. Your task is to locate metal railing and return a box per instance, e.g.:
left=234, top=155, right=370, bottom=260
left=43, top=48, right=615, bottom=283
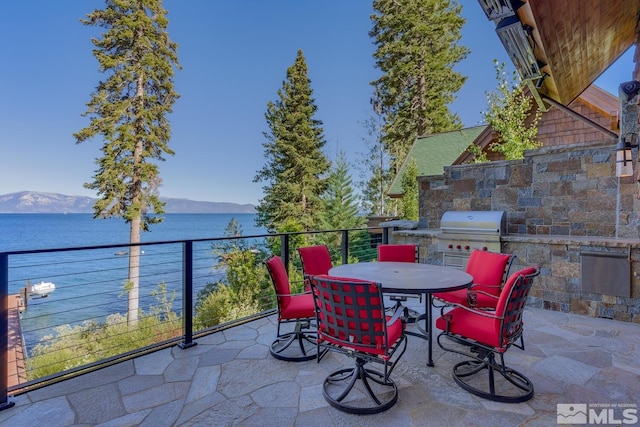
left=0, top=227, right=388, bottom=408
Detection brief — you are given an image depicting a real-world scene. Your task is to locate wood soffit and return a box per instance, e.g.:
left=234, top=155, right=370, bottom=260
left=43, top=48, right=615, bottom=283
left=515, top=0, right=640, bottom=106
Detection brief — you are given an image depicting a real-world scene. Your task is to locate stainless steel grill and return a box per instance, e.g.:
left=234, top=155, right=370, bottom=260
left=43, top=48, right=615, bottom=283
left=437, top=210, right=506, bottom=269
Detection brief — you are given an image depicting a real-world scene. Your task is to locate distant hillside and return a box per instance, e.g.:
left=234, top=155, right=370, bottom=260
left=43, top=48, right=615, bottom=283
left=0, top=192, right=256, bottom=214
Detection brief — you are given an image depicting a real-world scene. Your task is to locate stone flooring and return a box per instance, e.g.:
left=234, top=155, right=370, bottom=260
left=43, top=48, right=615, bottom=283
left=1, top=306, right=639, bottom=426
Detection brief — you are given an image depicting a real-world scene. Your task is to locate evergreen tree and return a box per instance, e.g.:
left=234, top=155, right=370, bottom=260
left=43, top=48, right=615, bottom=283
left=254, top=50, right=330, bottom=233
left=400, top=158, right=419, bottom=221
left=480, top=61, right=541, bottom=161
left=320, top=151, right=371, bottom=264
left=370, top=0, right=469, bottom=173
left=74, top=0, right=180, bottom=324
left=320, top=151, right=366, bottom=231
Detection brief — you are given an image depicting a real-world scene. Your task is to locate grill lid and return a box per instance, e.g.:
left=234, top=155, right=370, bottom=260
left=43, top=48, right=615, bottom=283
left=439, top=210, right=506, bottom=235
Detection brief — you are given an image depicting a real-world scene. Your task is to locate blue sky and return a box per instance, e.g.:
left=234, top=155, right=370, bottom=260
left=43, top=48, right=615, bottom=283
left=0, top=1, right=632, bottom=205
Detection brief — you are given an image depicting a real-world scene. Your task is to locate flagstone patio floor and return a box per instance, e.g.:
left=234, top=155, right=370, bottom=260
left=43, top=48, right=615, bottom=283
left=2, top=306, right=639, bottom=426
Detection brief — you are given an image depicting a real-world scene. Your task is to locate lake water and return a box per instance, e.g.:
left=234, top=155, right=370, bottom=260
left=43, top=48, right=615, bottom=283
left=0, top=213, right=264, bottom=252
left=1, top=213, right=266, bottom=351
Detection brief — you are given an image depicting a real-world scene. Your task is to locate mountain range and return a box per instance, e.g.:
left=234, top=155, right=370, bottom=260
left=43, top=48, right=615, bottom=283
left=0, top=192, right=256, bottom=214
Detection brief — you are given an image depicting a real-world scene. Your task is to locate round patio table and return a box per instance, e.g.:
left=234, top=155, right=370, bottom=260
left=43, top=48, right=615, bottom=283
left=329, top=261, right=473, bottom=367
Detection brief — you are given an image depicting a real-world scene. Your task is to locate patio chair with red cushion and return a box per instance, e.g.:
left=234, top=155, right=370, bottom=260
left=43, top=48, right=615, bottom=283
left=436, top=266, right=540, bottom=403
left=297, top=244, right=333, bottom=290
left=433, top=249, right=514, bottom=309
left=377, top=243, right=422, bottom=322
left=309, top=274, right=408, bottom=414
left=264, top=255, right=319, bottom=362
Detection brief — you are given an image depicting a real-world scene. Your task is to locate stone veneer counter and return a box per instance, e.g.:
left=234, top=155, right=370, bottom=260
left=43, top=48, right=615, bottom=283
left=502, top=234, right=640, bottom=248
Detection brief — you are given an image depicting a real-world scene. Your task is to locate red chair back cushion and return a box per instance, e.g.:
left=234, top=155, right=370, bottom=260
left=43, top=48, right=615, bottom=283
left=465, top=250, right=511, bottom=295
left=378, top=244, right=417, bottom=263
left=265, top=256, right=292, bottom=309
left=298, top=245, right=333, bottom=276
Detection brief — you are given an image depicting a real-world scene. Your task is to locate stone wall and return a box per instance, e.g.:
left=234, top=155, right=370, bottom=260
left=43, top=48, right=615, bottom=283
left=391, top=140, right=640, bottom=322
left=417, top=140, right=640, bottom=237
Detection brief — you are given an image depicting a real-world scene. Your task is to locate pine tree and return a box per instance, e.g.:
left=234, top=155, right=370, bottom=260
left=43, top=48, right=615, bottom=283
left=74, top=0, right=180, bottom=324
left=370, top=0, right=469, bottom=173
left=320, top=151, right=370, bottom=263
left=254, top=50, right=330, bottom=233
left=320, top=151, right=366, bottom=231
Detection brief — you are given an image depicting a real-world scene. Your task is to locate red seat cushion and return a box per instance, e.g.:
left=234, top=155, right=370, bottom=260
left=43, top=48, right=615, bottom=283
left=433, top=288, right=468, bottom=305
left=435, top=307, right=501, bottom=348
left=280, top=293, right=315, bottom=320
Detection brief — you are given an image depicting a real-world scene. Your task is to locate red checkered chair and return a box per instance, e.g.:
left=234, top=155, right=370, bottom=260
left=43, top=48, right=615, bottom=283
left=433, top=250, right=514, bottom=309
left=436, top=266, right=539, bottom=403
left=265, top=255, right=319, bottom=362
left=298, top=245, right=333, bottom=290
left=377, top=244, right=422, bottom=321
left=309, top=274, right=408, bottom=414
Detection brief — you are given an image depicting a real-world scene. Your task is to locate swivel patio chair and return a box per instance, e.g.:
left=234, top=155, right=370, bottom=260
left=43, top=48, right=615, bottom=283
left=298, top=244, right=333, bottom=290
left=436, top=266, right=539, bottom=403
left=309, top=274, right=408, bottom=414
left=433, top=250, right=514, bottom=310
left=377, top=243, right=422, bottom=322
left=265, top=255, right=319, bottom=362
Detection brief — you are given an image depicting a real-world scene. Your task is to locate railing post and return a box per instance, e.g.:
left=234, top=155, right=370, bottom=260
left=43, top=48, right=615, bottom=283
left=382, top=226, right=389, bottom=244
left=280, top=234, right=290, bottom=271
left=0, top=254, right=15, bottom=410
left=179, top=241, right=196, bottom=349
left=341, top=230, right=349, bottom=264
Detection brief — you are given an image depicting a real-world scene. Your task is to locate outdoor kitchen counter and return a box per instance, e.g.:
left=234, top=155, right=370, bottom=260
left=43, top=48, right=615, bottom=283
left=392, top=228, right=640, bottom=249
left=501, top=234, right=640, bottom=248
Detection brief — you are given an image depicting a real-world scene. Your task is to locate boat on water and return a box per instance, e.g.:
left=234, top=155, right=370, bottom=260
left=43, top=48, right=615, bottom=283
left=29, top=281, right=56, bottom=297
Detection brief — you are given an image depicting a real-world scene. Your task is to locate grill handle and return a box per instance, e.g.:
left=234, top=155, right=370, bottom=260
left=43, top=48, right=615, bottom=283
left=440, top=227, right=500, bottom=233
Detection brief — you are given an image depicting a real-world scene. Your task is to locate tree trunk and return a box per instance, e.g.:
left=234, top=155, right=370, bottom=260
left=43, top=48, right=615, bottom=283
left=127, top=216, right=141, bottom=325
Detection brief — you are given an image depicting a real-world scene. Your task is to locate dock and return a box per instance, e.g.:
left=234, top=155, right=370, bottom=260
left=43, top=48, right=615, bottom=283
left=7, top=293, right=26, bottom=388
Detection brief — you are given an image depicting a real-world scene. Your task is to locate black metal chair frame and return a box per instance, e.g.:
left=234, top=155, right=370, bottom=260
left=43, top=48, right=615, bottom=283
left=436, top=268, right=539, bottom=403
left=265, top=256, right=319, bottom=362
left=310, top=275, right=408, bottom=415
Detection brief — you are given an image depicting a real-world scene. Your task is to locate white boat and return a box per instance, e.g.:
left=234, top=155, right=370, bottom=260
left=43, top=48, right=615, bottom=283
left=30, top=281, right=56, bottom=297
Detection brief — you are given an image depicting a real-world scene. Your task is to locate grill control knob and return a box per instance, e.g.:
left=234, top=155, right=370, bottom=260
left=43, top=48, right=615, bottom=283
left=482, top=246, right=488, bottom=251
left=464, top=245, right=470, bottom=250
left=448, top=244, right=453, bottom=249
left=456, top=244, right=461, bottom=250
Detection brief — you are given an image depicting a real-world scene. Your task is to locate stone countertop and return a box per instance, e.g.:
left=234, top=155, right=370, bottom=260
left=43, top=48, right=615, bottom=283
left=392, top=228, right=640, bottom=248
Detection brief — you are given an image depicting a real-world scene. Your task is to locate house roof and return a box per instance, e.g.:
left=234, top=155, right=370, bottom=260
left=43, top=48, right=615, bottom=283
left=388, top=125, right=487, bottom=197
